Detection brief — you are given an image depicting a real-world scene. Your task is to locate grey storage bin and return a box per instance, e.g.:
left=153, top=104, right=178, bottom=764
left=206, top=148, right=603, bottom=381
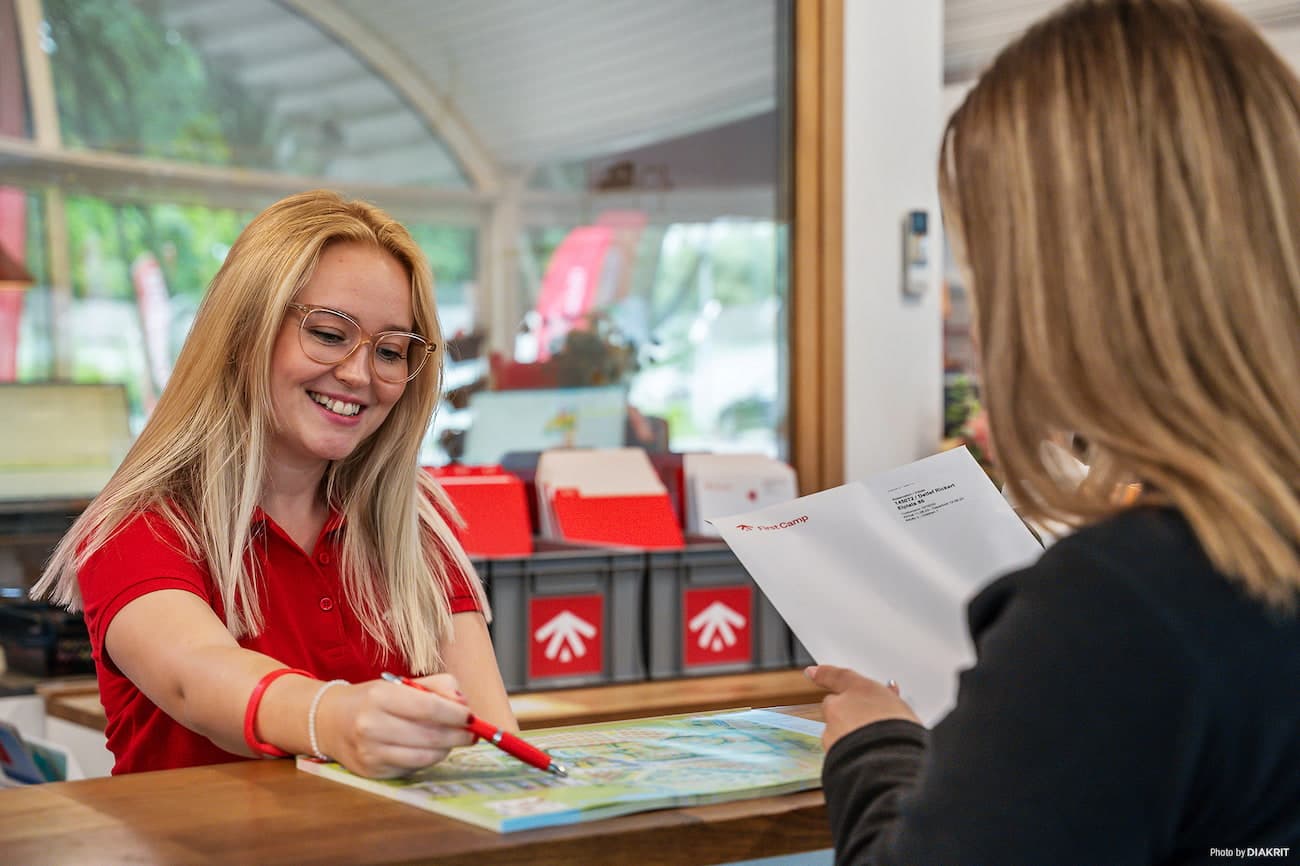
left=791, top=636, right=815, bottom=668
left=485, top=541, right=645, bottom=691
left=645, top=537, right=791, bottom=678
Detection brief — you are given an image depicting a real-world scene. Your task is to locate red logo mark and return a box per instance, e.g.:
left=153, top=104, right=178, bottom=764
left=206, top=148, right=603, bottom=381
left=735, top=515, right=809, bottom=532
left=529, top=594, right=603, bottom=679
left=683, top=585, right=753, bottom=667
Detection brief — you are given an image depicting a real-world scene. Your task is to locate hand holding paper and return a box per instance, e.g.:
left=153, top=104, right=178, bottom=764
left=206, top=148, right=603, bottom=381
left=713, top=448, right=1043, bottom=724
left=804, top=664, right=921, bottom=750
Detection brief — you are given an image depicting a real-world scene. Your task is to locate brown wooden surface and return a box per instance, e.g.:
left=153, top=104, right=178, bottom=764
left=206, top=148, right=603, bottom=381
left=0, top=705, right=829, bottom=866
left=0, top=670, right=95, bottom=696
left=43, top=668, right=827, bottom=734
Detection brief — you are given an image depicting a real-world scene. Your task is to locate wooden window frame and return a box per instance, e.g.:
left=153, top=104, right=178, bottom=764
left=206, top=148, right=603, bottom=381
left=791, top=0, right=844, bottom=494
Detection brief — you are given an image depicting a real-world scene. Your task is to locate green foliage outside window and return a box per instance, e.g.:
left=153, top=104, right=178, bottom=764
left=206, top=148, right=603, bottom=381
left=406, top=223, right=477, bottom=307
left=65, top=197, right=247, bottom=300
left=44, top=0, right=276, bottom=168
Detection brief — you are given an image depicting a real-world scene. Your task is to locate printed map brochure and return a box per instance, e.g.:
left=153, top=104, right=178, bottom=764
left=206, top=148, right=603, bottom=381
left=296, top=709, right=825, bottom=833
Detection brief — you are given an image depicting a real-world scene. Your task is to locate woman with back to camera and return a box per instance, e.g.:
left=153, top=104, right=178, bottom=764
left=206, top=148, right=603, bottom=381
left=805, top=0, right=1300, bottom=862
left=33, top=190, right=514, bottom=778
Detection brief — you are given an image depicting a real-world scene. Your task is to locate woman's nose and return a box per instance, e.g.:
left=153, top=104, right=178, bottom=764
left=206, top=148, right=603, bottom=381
left=334, top=341, right=372, bottom=387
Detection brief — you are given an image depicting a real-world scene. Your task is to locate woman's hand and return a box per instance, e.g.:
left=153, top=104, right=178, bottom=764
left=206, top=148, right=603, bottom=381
left=805, top=665, right=922, bottom=751
left=317, top=673, right=475, bottom=778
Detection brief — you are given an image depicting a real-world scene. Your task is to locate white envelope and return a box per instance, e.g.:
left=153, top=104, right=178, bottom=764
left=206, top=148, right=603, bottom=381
left=712, top=447, right=1043, bottom=724
left=683, top=453, right=798, bottom=537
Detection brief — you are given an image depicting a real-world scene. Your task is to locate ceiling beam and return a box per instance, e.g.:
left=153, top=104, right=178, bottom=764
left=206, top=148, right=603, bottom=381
left=0, top=134, right=487, bottom=223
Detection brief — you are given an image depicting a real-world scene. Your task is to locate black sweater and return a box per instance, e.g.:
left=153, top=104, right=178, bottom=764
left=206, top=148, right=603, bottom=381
left=823, top=508, right=1300, bottom=865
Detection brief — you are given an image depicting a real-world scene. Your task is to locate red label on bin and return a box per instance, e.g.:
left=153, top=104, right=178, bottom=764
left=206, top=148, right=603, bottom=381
left=683, top=585, right=752, bottom=667
left=529, top=594, right=603, bottom=679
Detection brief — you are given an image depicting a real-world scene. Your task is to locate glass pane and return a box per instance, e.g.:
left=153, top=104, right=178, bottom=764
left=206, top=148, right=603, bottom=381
left=505, top=215, right=784, bottom=458
left=42, top=0, right=469, bottom=187
left=60, top=195, right=249, bottom=430
left=15, top=192, right=52, bottom=382
left=0, top=1, right=35, bottom=384
left=0, top=0, right=31, bottom=139
left=433, top=1, right=792, bottom=464
left=408, top=223, right=478, bottom=338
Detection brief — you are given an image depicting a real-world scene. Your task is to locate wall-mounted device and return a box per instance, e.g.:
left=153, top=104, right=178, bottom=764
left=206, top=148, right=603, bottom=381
left=902, top=209, right=929, bottom=298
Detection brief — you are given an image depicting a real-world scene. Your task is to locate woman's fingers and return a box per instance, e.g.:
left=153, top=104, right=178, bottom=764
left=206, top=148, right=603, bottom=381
left=377, top=678, right=472, bottom=726
left=357, top=709, right=475, bottom=749
left=352, top=742, right=456, bottom=778
left=805, top=664, right=879, bottom=694
left=328, top=679, right=480, bottom=778
left=343, top=709, right=474, bottom=779
left=411, top=673, right=467, bottom=705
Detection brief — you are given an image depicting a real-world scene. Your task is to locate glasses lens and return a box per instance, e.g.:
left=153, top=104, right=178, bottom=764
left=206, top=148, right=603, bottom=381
left=300, top=309, right=359, bottom=364
left=373, top=334, right=421, bottom=383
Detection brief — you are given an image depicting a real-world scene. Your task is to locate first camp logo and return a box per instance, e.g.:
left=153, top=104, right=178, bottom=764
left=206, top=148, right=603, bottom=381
left=736, top=516, right=809, bottom=532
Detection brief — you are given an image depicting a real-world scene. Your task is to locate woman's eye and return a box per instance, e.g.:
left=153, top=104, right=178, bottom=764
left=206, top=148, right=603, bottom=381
left=376, top=346, right=406, bottom=363
left=308, top=328, right=347, bottom=345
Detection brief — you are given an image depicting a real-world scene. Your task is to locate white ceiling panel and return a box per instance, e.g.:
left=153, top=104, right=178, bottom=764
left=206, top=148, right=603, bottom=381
left=335, top=0, right=778, bottom=168
left=143, top=0, right=1299, bottom=184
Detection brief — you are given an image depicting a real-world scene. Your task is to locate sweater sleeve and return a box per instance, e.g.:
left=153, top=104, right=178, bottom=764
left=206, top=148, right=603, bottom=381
left=820, top=541, right=1209, bottom=866
left=822, top=719, right=928, bottom=861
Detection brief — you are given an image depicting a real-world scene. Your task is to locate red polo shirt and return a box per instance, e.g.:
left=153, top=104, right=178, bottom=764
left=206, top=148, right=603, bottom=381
left=77, top=508, right=482, bottom=775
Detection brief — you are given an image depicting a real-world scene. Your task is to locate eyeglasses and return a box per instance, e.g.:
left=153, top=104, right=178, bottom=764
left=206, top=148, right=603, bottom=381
left=285, top=302, right=435, bottom=384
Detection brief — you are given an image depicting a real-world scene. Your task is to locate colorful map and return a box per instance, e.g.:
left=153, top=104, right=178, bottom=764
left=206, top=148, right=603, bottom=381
left=296, top=709, right=825, bottom=832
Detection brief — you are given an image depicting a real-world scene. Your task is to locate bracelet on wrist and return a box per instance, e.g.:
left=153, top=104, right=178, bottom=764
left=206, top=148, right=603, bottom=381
left=243, top=667, right=314, bottom=758
left=307, top=679, right=349, bottom=762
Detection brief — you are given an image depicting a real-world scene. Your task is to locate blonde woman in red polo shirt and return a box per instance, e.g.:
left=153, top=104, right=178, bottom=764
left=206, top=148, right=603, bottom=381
left=34, top=190, right=514, bottom=778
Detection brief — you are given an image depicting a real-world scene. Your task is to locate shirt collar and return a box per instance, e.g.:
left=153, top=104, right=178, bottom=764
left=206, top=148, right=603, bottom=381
left=250, top=506, right=347, bottom=534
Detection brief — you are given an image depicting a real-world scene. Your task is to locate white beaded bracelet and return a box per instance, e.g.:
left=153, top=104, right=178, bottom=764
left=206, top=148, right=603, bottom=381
left=307, top=679, right=348, bottom=762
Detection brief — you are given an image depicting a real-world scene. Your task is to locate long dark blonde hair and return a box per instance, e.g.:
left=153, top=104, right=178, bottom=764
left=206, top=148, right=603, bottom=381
left=35, top=190, right=488, bottom=671
left=940, top=0, right=1300, bottom=608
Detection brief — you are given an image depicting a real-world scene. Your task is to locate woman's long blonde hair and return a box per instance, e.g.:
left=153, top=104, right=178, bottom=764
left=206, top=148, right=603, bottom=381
left=34, top=189, right=487, bottom=672
left=940, top=0, right=1300, bottom=609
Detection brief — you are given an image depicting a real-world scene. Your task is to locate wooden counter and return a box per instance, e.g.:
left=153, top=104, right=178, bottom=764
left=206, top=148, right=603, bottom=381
left=0, top=705, right=830, bottom=866
left=44, top=668, right=827, bottom=733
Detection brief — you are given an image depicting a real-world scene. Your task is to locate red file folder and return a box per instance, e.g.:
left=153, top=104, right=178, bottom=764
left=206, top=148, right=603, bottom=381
left=428, top=465, right=533, bottom=557
left=549, top=488, right=685, bottom=550
left=648, top=452, right=687, bottom=528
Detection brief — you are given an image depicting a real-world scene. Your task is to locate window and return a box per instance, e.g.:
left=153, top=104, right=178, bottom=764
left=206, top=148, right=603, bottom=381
left=5, top=0, right=803, bottom=472
left=43, top=0, right=468, bottom=186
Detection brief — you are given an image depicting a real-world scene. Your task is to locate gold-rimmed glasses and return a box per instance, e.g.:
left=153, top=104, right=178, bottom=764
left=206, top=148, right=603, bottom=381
left=285, top=302, right=435, bottom=384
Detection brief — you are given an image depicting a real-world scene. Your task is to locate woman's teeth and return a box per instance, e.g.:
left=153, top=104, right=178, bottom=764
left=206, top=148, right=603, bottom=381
left=309, top=391, right=362, bottom=417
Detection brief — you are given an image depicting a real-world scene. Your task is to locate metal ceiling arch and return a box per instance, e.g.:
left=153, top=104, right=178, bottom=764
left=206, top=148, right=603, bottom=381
left=279, top=0, right=501, bottom=195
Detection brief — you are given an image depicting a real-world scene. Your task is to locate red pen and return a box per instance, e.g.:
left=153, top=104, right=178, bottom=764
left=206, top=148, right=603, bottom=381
left=380, top=672, right=568, bottom=777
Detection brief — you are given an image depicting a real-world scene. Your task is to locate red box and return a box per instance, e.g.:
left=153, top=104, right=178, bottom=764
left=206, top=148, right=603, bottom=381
left=427, top=465, right=533, bottom=557
left=549, top=489, right=684, bottom=550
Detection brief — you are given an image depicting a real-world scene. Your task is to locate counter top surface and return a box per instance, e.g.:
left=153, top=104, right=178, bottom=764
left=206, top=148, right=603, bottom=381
left=40, top=667, right=827, bottom=732
left=0, top=704, right=830, bottom=866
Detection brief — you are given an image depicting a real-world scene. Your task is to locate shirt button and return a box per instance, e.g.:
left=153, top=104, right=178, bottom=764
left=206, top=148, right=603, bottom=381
left=317, top=551, right=332, bottom=565
left=319, top=597, right=334, bottom=612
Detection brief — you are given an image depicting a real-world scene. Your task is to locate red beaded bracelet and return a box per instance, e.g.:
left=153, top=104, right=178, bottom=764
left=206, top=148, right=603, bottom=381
left=243, top=667, right=314, bottom=758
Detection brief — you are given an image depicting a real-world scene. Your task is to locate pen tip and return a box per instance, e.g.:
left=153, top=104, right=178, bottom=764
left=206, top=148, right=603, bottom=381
left=549, top=763, right=568, bottom=778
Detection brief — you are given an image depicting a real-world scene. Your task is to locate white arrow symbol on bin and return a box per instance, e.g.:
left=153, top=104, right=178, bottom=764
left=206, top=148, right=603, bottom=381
left=534, top=611, right=598, bottom=663
left=689, top=602, right=747, bottom=653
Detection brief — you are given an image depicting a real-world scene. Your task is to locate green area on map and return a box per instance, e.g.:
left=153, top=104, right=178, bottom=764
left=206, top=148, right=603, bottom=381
left=297, top=708, right=825, bottom=832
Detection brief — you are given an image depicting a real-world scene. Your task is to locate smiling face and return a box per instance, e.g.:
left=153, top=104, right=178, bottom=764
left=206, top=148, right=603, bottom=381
left=267, top=240, right=415, bottom=473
